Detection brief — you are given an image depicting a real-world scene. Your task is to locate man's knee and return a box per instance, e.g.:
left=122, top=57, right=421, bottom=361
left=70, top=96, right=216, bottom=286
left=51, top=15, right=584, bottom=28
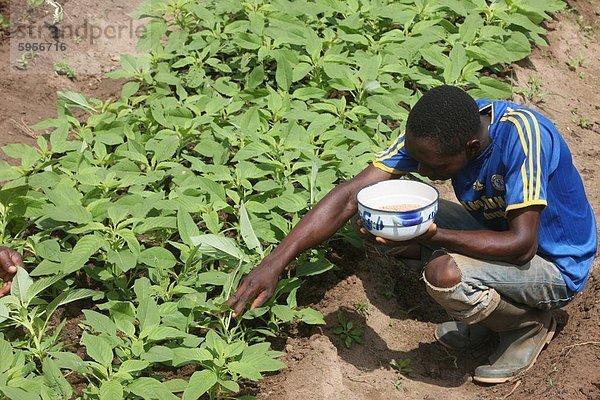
left=424, top=253, right=462, bottom=288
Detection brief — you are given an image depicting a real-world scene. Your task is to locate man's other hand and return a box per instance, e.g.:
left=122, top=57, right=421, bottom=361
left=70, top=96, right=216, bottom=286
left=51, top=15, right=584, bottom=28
left=226, top=261, right=281, bottom=317
left=0, top=246, right=25, bottom=297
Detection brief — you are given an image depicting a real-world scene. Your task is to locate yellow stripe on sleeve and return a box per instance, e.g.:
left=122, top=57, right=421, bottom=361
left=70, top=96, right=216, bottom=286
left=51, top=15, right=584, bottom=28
left=521, top=109, right=542, bottom=200
left=375, top=130, right=405, bottom=160
left=376, top=142, right=405, bottom=163
left=505, top=111, right=535, bottom=202
left=372, top=160, right=406, bottom=175
left=502, top=116, right=528, bottom=154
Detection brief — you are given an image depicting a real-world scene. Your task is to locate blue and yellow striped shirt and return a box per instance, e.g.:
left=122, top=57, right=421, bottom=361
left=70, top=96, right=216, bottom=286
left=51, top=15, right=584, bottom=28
left=373, top=99, right=597, bottom=294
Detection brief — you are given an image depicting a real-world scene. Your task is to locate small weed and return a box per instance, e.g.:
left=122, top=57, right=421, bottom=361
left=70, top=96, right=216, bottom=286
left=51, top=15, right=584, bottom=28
left=391, top=358, right=413, bottom=390
left=333, top=312, right=363, bottom=349
left=0, top=15, right=9, bottom=29
left=567, top=52, right=585, bottom=71
left=55, top=60, right=76, bottom=79
left=16, top=51, right=38, bottom=70
left=354, top=301, right=370, bottom=317
left=515, top=76, right=546, bottom=104
left=26, top=0, right=44, bottom=8
left=570, top=108, right=592, bottom=130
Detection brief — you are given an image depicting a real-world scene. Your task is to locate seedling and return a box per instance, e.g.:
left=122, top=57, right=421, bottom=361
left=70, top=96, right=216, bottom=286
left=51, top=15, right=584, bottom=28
left=333, top=312, right=363, bottom=348
left=55, top=60, right=76, bottom=79
left=15, top=50, right=39, bottom=70
left=391, top=358, right=413, bottom=389
left=567, top=52, right=585, bottom=71
left=354, top=301, right=370, bottom=317
left=0, top=15, right=9, bottom=32
left=515, top=76, right=546, bottom=104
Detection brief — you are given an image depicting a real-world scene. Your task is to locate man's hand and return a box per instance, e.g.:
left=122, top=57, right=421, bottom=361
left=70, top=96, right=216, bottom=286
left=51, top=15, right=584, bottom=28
left=0, top=246, right=25, bottom=297
left=226, top=260, right=281, bottom=317
left=357, top=218, right=438, bottom=246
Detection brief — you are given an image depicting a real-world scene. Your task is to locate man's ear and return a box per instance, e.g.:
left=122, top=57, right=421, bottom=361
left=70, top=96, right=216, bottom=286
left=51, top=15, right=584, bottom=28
left=465, top=138, right=481, bottom=158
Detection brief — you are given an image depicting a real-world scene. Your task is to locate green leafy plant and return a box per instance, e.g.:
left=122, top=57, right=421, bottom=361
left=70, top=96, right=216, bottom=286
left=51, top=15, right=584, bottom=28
left=55, top=61, right=76, bottom=80
left=390, top=358, right=413, bottom=389
left=354, top=301, right=370, bottom=317
left=0, top=268, right=101, bottom=361
left=515, top=76, right=546, bottom=104
left=333, top=312, right=362, bottom=349
left=567, top=52, right=585, bottom=71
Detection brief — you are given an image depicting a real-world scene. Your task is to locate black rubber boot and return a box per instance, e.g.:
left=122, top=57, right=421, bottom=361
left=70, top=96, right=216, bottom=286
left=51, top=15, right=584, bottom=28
left=473, top=299, right=556, bottom=384
left=434, top=321, right=492, bottom=350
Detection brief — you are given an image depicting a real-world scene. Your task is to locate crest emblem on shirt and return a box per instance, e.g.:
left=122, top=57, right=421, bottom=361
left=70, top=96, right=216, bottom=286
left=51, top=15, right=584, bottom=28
left=491, top=174, right=505, bottom=191
left=473, top=180, right=484, bottom=191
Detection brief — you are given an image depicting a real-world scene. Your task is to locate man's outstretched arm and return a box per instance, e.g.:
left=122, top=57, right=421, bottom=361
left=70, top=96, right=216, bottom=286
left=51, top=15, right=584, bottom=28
left=227, top=165, right=394, bottom=316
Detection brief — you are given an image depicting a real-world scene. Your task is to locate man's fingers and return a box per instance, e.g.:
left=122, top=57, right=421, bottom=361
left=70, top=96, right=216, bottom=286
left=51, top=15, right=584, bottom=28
left=10, top=252, right=24, bottom=269
left=250, top=290, right=272, bottom=310
left=232, top=285, right=258, bottom=317
left=0, top=281, right=11, bottom=297
left=226, top=280, right=248, bottom=308
left=0, top=250, right=16, bottom=275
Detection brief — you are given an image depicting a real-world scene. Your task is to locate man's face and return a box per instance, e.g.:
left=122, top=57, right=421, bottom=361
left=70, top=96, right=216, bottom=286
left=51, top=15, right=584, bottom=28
left=404, top=134, right=470, bottom=181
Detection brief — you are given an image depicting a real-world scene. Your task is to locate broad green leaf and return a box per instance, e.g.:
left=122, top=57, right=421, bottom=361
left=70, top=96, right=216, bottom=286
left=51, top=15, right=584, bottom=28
left=227, top=361, right=263, bottom=380
left=271, top=304, right=294, bottom=323
left=139, top=247, right=177, bottom=269
left=443, top=43, right=467, bottom=84
left=0, top=338, right=13, bottom=372
left=0, top=160, right=20, bottom=181
left=119, top=360, right=150, bottom=373
left=42, top=358, right=73, bottom=399
left=11, top=268, right=33, bottom=304
left=43, top=204, right=93, bottom=224
left=271, top=193, right=307, bottom=213
left=275, top=53, right=293, bottom=91
left=296, top=259, right=334, bottom=277
left=137, top=294, right=160, bottom=332
left=82, top=310, right=118, bottom=336
left=60, top=235, right=105, bottom=274
left=177, top=208, right=200, bottom=247
left=26, top=274, right=65, bottom=303
left=190, top=234, right=248, bottom=261
left=100, top=381, right=124, bottom=400
left=46, top=289, right=101, bottom=319
left=469, top=77, right=513, bottom=99
left=297, top=307, right=326, bottom=325
left=57, top=91, right=96, bottom=112
left=182, top=370, right=218, bottom=400
left=239, top=203, right=263, bottom=256
left=0, top=387, right=40, bottom=400
left=81, top=332, right=113, bottom=367
left=128, top=378, right=178, bottom=400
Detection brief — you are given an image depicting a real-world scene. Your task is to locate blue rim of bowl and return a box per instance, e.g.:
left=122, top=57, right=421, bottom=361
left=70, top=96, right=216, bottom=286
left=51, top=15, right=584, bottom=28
left=356, top=179, right=440, bottom=214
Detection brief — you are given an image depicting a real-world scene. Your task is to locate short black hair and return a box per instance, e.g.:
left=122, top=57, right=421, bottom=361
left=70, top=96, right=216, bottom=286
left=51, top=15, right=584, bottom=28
left=406, top=85, right=481, bottom=154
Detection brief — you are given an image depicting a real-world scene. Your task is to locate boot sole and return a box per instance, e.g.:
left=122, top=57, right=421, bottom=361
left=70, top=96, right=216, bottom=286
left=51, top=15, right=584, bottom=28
left=473, top=316, right=557, bottom=384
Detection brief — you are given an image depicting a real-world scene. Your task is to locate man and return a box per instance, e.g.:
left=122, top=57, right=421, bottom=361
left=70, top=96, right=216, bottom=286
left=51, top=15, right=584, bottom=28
left=0, top=246, right=24, bottom=297
left=227, top=85, right=597, bottom=383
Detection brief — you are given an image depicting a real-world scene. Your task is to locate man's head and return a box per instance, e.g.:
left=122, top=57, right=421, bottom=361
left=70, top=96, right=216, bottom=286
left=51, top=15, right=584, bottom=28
left=404, top=85, right=485, bottom=180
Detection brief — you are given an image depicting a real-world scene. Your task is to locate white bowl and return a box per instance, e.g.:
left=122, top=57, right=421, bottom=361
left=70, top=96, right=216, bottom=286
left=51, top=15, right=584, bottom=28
left=356, top=180, right=439, bottom=241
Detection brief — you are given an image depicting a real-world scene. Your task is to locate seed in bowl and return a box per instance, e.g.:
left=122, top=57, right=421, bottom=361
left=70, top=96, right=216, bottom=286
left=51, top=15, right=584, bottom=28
left=381, top=204, right=421, bottom=211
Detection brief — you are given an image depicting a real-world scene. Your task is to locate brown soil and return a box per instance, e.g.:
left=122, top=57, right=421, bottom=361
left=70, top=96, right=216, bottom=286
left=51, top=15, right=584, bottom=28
left=0, top=0, right=143, bottom=150
left=0, top=1, right=599, bottom=400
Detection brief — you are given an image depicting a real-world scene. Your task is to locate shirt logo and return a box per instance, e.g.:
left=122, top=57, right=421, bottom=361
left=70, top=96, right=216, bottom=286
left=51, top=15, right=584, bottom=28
left=491, top=174, right=505, bottom=191
left=473, top=180, right=484, bottom=191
